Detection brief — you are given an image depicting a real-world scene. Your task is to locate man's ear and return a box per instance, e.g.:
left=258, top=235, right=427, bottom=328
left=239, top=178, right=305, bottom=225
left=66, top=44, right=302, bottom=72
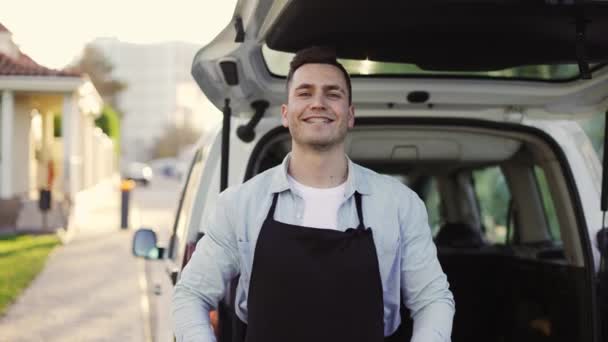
left=347, top=105, right=355, bottom=129
left=281, top=104, right=289, bottom=128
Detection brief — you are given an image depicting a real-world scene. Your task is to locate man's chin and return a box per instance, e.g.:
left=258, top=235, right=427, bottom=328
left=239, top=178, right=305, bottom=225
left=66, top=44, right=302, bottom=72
left=294, top=138, right=342, bottom=152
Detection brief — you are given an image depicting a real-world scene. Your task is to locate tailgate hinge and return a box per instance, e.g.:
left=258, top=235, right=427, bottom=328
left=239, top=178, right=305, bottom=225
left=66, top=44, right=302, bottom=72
left=234, top=17, right=245, bottom=43
left=575, top=9, right=592, bottom=80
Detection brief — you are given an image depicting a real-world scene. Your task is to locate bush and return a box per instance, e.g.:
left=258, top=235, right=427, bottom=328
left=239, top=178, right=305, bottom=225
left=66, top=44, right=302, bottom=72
left=95, top=105, right=121, bottom=154
left=53, top=113, right=62, bottom=137
left=95, top=105, right=121, bottom=139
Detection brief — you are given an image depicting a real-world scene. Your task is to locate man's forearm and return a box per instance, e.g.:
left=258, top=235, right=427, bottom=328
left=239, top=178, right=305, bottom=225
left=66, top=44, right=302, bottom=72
left=410, top=301, right=454, bottom=342
left=172, top=283, right=217, bottom=342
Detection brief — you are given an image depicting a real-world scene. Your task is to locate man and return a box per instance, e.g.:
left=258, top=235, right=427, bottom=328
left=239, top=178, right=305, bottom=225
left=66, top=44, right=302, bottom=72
left=172, top=46, right=455, bottom=342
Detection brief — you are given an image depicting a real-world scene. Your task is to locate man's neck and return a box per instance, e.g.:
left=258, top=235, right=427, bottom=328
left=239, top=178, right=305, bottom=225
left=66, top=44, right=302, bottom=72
left=288, top=143, right=348, bottom=188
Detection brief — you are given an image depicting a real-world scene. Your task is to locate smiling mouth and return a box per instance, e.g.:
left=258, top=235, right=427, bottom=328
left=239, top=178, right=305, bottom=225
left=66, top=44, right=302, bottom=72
left=303, top=117, right=334, bottom=124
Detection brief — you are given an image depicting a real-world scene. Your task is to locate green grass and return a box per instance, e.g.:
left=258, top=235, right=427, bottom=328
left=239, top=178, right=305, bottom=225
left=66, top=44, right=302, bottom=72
left=0, top=234, right=60, bottom=315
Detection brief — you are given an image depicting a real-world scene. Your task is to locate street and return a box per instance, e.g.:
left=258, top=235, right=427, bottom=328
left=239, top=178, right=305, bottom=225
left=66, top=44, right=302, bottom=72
left=131, top=175, right=181, bottom=244
left=131, top=176, right=182, bottom=342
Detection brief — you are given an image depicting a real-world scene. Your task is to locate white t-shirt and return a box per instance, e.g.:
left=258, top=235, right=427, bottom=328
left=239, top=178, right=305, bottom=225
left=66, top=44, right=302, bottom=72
left=287, top=175, right=346, bottom=230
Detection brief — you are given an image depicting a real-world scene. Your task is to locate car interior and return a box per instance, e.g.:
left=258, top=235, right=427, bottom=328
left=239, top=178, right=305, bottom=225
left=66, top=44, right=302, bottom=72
left=237, top=119, right=593, bottom=342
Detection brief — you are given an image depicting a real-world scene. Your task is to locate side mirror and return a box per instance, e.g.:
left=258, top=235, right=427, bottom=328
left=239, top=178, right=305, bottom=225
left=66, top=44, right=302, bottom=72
left=132, top=228, right=163, bottom=259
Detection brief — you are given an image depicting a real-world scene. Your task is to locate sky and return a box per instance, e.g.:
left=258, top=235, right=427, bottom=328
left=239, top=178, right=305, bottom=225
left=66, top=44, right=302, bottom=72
left=1, top=0, right=238, bottom=69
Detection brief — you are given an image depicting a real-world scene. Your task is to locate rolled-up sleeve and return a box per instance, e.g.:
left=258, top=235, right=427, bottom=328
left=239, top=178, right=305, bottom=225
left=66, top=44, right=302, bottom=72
left=172, top=190, right=240, bottom=342
left=400, top=192, right=455, bottom=342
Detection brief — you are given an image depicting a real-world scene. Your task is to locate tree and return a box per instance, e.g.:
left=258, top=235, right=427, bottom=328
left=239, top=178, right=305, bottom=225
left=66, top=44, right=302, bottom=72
left=69, top=45, right=125, bottom=156
left=152, top=123, right=201, bottom=159
left=69, top=45, right=126, bottom=108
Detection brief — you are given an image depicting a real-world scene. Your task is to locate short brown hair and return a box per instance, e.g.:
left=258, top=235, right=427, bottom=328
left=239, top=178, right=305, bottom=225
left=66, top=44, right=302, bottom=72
left=286, top=46, right=352, bottom=104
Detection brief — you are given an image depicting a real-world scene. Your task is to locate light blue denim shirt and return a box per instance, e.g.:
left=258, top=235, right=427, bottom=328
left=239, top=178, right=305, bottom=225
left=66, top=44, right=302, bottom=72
left=172, top=155, right=454, bottom=342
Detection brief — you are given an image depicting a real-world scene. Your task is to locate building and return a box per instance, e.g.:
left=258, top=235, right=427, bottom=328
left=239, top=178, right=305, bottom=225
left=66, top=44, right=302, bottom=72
left=0, top=23, right=115, bottom=232
left=91, top=38, right=220, bottom=164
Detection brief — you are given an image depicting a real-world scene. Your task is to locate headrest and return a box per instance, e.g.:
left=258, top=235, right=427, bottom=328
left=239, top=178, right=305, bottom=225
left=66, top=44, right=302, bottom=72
left=435, top=222, right=485, bottom=248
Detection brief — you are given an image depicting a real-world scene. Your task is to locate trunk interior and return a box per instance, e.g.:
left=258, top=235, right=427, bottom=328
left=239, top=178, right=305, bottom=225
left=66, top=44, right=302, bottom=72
left=233, top=119, right=594, bottom=342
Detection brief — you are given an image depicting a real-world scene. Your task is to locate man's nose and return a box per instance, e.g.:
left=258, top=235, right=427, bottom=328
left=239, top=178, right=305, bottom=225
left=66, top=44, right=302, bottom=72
left=310, top=93, right=327, bottom=110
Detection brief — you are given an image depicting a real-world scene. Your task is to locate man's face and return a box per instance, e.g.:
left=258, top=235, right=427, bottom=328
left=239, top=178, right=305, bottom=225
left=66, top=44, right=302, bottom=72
left=281, top=63, right=354, bottom=151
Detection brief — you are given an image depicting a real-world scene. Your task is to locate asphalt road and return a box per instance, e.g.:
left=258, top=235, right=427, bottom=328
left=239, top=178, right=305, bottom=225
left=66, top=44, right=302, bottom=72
left=131, top=176, right=182, bottom=342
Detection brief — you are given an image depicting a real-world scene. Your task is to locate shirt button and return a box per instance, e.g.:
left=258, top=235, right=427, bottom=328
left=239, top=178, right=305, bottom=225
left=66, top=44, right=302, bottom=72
left=297, top=213, right=302, bottom=219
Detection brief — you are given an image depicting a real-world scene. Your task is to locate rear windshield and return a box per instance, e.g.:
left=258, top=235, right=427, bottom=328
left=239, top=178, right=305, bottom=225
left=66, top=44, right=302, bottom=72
left=262, top=45, right=602, bottom=81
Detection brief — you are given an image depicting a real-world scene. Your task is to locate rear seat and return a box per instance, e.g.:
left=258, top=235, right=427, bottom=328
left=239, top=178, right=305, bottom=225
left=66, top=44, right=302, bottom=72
left=438, top=247, right=508, bottom=342
left=436, top=222, right=582, bottom=342
left=435, top=222, right=486, bottom=248
left=435, top=222, right=508, bottom=341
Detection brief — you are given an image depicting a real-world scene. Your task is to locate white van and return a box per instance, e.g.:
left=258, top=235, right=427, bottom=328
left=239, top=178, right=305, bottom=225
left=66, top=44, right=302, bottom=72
left=132, top=1, right=608, bottom=341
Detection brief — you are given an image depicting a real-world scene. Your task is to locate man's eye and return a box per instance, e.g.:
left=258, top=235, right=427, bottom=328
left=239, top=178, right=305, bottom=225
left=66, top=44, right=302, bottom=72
left=297, top=92, right=311, bottom=97
left=328, top=93, right=341, bottom=99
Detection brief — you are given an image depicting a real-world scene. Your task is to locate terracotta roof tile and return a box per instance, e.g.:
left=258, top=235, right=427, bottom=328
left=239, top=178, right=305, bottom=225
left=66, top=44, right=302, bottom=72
left=0, top=52, right=80, bottom=77
left=0, top=22, right=79, bottom=77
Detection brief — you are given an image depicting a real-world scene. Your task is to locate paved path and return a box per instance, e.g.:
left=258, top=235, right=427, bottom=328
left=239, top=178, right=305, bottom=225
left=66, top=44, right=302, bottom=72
left=0, top=183, right=150, bottom=342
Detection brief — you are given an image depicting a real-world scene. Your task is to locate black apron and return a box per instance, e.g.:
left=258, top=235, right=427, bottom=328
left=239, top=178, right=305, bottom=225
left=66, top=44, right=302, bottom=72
left=238, top=191, right=405, bottom=342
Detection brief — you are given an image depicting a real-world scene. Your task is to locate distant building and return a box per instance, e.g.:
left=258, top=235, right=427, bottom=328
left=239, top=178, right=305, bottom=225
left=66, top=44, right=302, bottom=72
left=90, top=38, right=220, bottom=164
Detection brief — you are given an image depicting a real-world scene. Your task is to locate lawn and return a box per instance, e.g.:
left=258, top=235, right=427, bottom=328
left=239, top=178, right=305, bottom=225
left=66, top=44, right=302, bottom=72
left=0, top=234, right=60, bottom=315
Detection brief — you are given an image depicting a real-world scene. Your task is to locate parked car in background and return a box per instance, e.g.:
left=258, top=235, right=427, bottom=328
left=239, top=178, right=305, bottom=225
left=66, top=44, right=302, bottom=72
left=132, top=1, right=608, bottom=341
left=123, top=162, right=153, bottom=186
left=149, top=158, right=180, bottom=179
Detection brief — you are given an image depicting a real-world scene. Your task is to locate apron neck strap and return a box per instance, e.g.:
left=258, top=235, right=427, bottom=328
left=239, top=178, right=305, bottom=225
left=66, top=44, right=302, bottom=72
left=267, top=193, right=280, bottom=221
left=354, top=191, right=365, bottom=229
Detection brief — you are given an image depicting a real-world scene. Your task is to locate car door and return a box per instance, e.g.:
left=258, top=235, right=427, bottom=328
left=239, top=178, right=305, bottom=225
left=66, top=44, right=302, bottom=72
left=166, top=148, right=206, bottom=284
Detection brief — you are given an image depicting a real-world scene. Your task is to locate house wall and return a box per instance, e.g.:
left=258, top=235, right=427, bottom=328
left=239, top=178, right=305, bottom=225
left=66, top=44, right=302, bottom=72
left=39, top=110, right=54, bottom=191
left=92, top=128, right=103, bottom=183
left=82, top=115, right=94, bottom=189
left=62, top=93, right=83, bottom=195
left=0, top=95, right=3, bottom=198
left=52, top=139, right=64, bottom=194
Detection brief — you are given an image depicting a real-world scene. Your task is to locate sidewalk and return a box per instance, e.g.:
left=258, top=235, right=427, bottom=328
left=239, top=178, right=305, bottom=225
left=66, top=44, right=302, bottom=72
left=0, top=179, right=150, bottom=342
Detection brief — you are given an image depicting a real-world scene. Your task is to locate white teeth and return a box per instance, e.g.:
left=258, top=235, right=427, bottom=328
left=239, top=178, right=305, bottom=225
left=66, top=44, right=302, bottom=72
left=305, top=118, right=331, bottom=123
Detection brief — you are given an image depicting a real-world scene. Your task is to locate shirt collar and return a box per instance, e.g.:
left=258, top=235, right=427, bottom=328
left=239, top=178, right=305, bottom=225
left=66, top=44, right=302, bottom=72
left=269, top=153, right=371, bottom=197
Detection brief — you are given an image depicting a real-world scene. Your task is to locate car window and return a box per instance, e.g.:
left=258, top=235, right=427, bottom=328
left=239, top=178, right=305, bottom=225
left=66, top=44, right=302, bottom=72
left=421, top=178, right=442, bottom=236
left=472, top=166, right=511, bottom=244
left=386, top=174, right=441, bottom=236
left=170, top=149, right=205, bottom=261
left=579, top=111, right=605, bottom=161
left=534, top=166, right=562, bottom=242
left=262, top=44, right=596, bottom=81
